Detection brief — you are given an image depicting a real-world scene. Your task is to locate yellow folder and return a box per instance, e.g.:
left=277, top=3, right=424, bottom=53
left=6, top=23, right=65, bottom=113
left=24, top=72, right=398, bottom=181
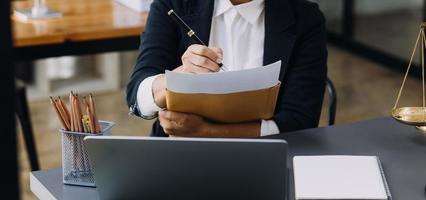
left=166, top=81, right=281, bottom=123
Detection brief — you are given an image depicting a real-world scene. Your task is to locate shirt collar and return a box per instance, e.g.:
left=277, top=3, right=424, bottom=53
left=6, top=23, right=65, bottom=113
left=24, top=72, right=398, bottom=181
left=214, top=0, right=265, bottom=25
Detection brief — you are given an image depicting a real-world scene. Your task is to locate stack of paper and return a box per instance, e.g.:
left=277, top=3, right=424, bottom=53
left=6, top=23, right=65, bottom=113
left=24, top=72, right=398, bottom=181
left=115, top=0, right=153, bottom=12
left=293, top=156, right=391, bottom=200
left=165, top=61, right=281, bottom=123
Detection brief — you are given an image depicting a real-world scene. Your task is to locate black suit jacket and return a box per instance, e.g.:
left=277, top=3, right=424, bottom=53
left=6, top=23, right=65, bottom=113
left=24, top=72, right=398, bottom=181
left=126, top=0, right=327, bottom=137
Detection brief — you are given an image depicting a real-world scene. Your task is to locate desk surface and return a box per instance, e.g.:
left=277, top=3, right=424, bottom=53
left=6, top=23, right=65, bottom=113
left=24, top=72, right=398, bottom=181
left=271, top=117, right=426, bottom=200
left=30, top=169, right=99, bottom=200
left=12, top=0, right=147, bottom=47
left=30, top=118, right=426, bottom=200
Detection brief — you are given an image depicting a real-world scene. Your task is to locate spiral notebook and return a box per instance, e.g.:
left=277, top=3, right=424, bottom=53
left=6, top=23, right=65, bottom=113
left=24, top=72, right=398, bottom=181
left=293, top=156, right=392, bottom=200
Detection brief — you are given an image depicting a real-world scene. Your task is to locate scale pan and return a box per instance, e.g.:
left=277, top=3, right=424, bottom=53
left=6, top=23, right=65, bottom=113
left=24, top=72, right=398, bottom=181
left=392, top=107, right=426, bottom=126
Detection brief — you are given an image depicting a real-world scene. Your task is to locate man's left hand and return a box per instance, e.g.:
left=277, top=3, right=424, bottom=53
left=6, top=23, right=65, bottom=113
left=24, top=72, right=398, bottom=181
left=158, top=110, right=211, bottom=137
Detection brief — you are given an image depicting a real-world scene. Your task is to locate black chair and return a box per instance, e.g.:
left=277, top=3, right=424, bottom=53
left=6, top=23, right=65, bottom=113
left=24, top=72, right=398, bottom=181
left=326, top=78, right=337, bottom=126
left=15, top=79, right=40, bottom=171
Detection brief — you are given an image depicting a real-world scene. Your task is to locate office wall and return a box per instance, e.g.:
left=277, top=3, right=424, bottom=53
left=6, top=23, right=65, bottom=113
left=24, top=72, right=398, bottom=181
left=315, top=0, right=422, bottom=19
left=120, top=51, right=139, bottom=88
left=355, top=0, right=421, bottom=15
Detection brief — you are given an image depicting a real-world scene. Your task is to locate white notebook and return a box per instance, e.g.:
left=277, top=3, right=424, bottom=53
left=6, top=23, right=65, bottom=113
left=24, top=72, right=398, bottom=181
left=293, top=156, right=391, bottom=200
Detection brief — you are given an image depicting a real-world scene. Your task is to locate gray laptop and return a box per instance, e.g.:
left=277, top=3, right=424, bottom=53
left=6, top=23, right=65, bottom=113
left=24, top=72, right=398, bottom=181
left=84, top=136, right=288, bottom=200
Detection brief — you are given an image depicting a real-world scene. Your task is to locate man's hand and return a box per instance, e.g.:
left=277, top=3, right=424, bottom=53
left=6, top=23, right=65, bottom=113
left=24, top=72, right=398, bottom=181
left=158, top=110, right=211, bottom=137
left=158, top=110, right=262, bottom=138
left=176, top=44, right=223, bottom=73
left=152, top=45, right=223, bottom=108
left=152, top=74, right=167, bottom=108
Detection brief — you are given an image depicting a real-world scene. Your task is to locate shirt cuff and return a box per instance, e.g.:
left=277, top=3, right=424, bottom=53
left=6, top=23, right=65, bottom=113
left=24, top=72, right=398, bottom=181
left=260, top=120, right=280, bottom=137
left=137, top=74, right=163, bottom=117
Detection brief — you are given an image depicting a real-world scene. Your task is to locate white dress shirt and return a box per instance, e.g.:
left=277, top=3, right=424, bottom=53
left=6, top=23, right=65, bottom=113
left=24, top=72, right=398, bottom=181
left=137, top=0, right=280, bottom=136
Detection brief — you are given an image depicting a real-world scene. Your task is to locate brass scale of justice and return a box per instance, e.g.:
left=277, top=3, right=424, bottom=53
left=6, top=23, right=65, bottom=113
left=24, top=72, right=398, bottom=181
left=392, top=22, right=426, bottom=135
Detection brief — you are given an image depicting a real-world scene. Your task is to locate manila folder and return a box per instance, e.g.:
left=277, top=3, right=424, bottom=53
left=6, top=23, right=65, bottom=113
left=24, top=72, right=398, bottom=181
left=165, top=61, right=282, bottom=123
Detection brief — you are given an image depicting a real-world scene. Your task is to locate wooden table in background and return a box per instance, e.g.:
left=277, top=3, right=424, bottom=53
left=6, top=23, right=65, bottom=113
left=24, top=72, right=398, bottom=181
left=12, top=0, right=148, bottom=61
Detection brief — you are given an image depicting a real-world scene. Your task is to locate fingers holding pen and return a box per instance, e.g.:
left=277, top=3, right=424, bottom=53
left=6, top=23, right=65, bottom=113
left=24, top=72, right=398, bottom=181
left=168, top=11, right=224, bottom=73
left=209, top=47, right=223, bottom=62
left=181, top=63, right=212, bottom=74
left=190, top=44, right=222, bottom=63
left=181, top=44, right=223, bottom=73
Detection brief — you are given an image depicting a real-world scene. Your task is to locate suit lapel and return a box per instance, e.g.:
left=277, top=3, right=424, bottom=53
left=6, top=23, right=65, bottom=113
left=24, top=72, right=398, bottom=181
left=179, top=0, right=214, bottom=48
left=197, top=0, right=215, bottom=45
left=263, top=0, right=296, bottom=81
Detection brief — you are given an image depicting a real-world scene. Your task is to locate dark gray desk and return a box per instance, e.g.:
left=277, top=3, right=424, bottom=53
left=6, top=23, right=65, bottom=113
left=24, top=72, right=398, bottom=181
left=270, top=117, right=426, bottom=200
left=30, top=118, right=426, bottom=200
left=30, top=169, right=99, bottom=200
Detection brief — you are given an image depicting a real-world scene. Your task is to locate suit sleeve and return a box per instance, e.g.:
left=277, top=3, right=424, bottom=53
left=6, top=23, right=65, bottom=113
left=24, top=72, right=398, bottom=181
left=272, top=7, right=328, bottom=132
left=126, top=0, right=180, bottom=117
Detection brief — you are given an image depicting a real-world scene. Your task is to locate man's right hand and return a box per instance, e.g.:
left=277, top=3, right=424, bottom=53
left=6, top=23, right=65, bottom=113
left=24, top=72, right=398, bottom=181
left=176, top=44, right=223, bottom=73
left=152, top=44, right=223, bottom=108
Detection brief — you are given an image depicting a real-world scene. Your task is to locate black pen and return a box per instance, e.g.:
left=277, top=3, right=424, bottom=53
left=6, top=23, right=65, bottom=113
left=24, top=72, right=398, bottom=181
left=167, top=9, right=227, bottom=71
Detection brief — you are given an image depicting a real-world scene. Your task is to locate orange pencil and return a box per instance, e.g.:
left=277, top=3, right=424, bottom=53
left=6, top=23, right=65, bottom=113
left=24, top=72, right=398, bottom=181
left=50, top=97, right=68, bottom=130
left=72, top=96, right=77, bottom=132
left=69, top=92, right=75, bottom=132
left=71, top=95, right=77, bottom=132
left=57, top=97, right=70, bottom=128
left=73, top=95, right=82, bottom=132
left=75, top=95, right=84, bottom=132
left=89, top=94, right=101, bottom=133
left=58, top=97, right=70, bottom=122
left=55, top=99, right=71, bottom=130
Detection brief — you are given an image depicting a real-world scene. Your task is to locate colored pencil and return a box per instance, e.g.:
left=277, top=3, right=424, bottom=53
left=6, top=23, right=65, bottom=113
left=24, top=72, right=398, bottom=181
left=50, top=97, right=68, bottom=130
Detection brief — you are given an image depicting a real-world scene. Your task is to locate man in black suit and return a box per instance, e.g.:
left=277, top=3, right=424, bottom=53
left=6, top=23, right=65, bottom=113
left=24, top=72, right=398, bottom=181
left=127, top=0, right=327, bottom=137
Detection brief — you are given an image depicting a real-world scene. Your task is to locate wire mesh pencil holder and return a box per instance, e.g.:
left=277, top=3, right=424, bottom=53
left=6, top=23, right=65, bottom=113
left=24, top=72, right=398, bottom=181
left=60, top=120, right=114, bottom=187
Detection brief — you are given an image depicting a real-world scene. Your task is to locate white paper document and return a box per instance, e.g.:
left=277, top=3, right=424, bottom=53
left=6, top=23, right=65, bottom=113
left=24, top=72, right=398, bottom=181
left=293, top=156, right=390, bottom=200
left=165, top=61, right=281, bottom=94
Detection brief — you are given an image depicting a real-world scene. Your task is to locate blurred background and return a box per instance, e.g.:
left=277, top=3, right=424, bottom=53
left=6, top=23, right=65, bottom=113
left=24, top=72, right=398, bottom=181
left=6, top=0, right=425, bottom=199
